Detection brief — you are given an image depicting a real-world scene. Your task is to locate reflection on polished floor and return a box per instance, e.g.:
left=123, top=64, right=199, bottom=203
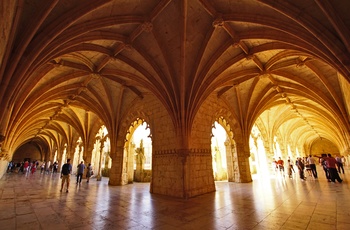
left=0, top=166, right=349, bottom=230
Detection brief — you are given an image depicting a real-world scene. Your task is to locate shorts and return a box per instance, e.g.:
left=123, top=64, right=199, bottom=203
left=62, top=174, right=70, bottom=183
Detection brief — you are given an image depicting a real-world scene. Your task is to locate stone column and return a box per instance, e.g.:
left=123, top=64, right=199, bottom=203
left=235, top=142, right=252, bottom=182
left=96, top=140, right=104, bottom=181
left=150, top=148, right=215, bottom=198
left=225, top=141, right=234, bottom=181
left=77, top=144, right=83, bottom=164
left=108, top=146, right=124, bottom=185
left=185, top=149, right=215, bottom=198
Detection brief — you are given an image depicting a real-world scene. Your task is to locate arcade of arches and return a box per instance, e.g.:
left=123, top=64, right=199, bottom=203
left=0, top=0, right=350, bottom=198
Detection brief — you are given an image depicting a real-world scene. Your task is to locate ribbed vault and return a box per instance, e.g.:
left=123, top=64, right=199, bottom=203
left=0, top=0, right=349, bottom=159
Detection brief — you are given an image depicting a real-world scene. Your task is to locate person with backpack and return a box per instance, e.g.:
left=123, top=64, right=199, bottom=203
left=60, top=159, right=72, bottom=193
left=76, top=161, right=85, bottom=184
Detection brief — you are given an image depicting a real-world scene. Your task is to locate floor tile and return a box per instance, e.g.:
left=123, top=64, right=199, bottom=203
left=0, top=166, right=349, bottom=229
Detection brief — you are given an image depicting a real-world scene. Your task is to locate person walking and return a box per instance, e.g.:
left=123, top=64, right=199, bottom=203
left=7, top=161, right=13, bottom=173
left=288, top=157, right=295, bottom=173
left=277, top=157, right=284, bottom=174
left=46, top=160, right=51, bottom=174
left=287, top=159, right=293, bottom=178
left=296, top=157, right=306, bottom=180
left=319, top=154, right=331, bottom=181
left=76, top=161, right=85, bottom=184
left=325, top=154, right=342, bottom=183
left=60, top=159, right=72, bottom=193
left=40, top=162, right=45, bottom=174
left=307, top=155, right=318, bottom=178
left=23, top=160, right=29, bottom=174
left=272, top=158, right=278, bottom=174
left=335, top=155, right=345, bottom=174
left=86, top=163, right=93, bottom=183
left=341, top=156, right=346, bottom=166
left=52, top=161, right=59, bottom=174
left=30, top=161, right=37, bottom=174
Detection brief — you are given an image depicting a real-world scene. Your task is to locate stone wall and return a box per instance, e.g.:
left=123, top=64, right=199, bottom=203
left=152, top=151, right=184, bottom=197
left=109, top=92, right=252, bottom=197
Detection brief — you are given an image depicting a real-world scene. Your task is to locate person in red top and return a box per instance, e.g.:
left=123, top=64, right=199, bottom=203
left=23, top=161, right=29, bottom=174
left=277, top=157, right=284, bottom=173
left=325, top=154, right=342, bottom=183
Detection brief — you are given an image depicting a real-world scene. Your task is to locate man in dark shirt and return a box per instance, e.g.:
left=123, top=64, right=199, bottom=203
left=60, top=159, right=72, bottom=192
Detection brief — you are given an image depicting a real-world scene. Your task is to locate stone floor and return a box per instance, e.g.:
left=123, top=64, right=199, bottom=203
left=0, top=166, right=350, bottom=230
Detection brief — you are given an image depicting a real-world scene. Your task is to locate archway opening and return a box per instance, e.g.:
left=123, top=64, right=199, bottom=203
left=124, top=119, right=152, bottom=183
left=249, top=125, right=270, bottom=179
left=211, top=121, right=228, bottom=181
left=91, top=125, right=110, bottom=180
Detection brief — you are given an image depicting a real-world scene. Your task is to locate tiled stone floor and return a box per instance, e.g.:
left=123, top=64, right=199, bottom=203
left=0, top=166, right=350, bottom=230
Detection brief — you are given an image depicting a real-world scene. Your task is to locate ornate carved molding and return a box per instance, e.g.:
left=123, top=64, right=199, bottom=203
left=154, top=149, right=211, bottom=157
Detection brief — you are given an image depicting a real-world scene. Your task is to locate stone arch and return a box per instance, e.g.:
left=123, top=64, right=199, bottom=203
left=254, top=117, right=269, bottom=153
left=191, top=94, right=251, bottom=183
left=114, top=111, right=153, bottom=186
left=212, top=116, right=239, bottom=182
left=190, top=95, right=244, bottom=150
left=109, top=96, right=178, bottom=190
left=123, top=118, right=152, bottom=184
left=249, top=123, right=273, bottom=177
left=212, top=107, right=251, bottom=182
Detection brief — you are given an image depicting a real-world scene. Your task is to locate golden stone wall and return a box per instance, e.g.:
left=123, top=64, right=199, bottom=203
left=108, top=93, right=254, bottom=197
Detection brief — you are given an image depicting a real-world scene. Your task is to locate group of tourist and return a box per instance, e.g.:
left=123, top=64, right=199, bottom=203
left=60, top=159, right=93, bottom=193
left=7, top=160, right=40, bottom=174
left=7, top=158, right=94, bottom=193
left=273, top=153, right=345, bottom=183
left=7, top=160, right=62, bottom=175
left=39, top=161, right=59, bottom=174
left=319, top=154, right=343, bottom=183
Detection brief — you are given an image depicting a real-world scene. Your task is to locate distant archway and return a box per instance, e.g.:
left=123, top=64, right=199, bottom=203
left=211, top=118, right=238, bottom=182
left=249, top=125, right=270, bottom=178
left=124, top=119, right=152, bottom=183
left=211, top=121, right=228, bottom=181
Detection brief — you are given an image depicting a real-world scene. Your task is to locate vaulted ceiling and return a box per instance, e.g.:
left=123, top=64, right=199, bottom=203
left=0, top=0, right=349, bottom=154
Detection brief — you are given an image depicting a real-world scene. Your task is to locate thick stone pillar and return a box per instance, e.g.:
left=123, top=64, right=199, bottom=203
left=185, top=149, right=215, bottom=198
left=109, top=146, right=124, bottom=186
left=151, top=150, right=184, bottom=197
left=83, top=147, right=93, bottom=165
left=236, top=142, right=252, bottom=182
left=151, top=148, right=215, bottom=198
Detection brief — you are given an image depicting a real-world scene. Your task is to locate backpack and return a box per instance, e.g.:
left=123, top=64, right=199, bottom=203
left=61, top=163, right=70, bottom=175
